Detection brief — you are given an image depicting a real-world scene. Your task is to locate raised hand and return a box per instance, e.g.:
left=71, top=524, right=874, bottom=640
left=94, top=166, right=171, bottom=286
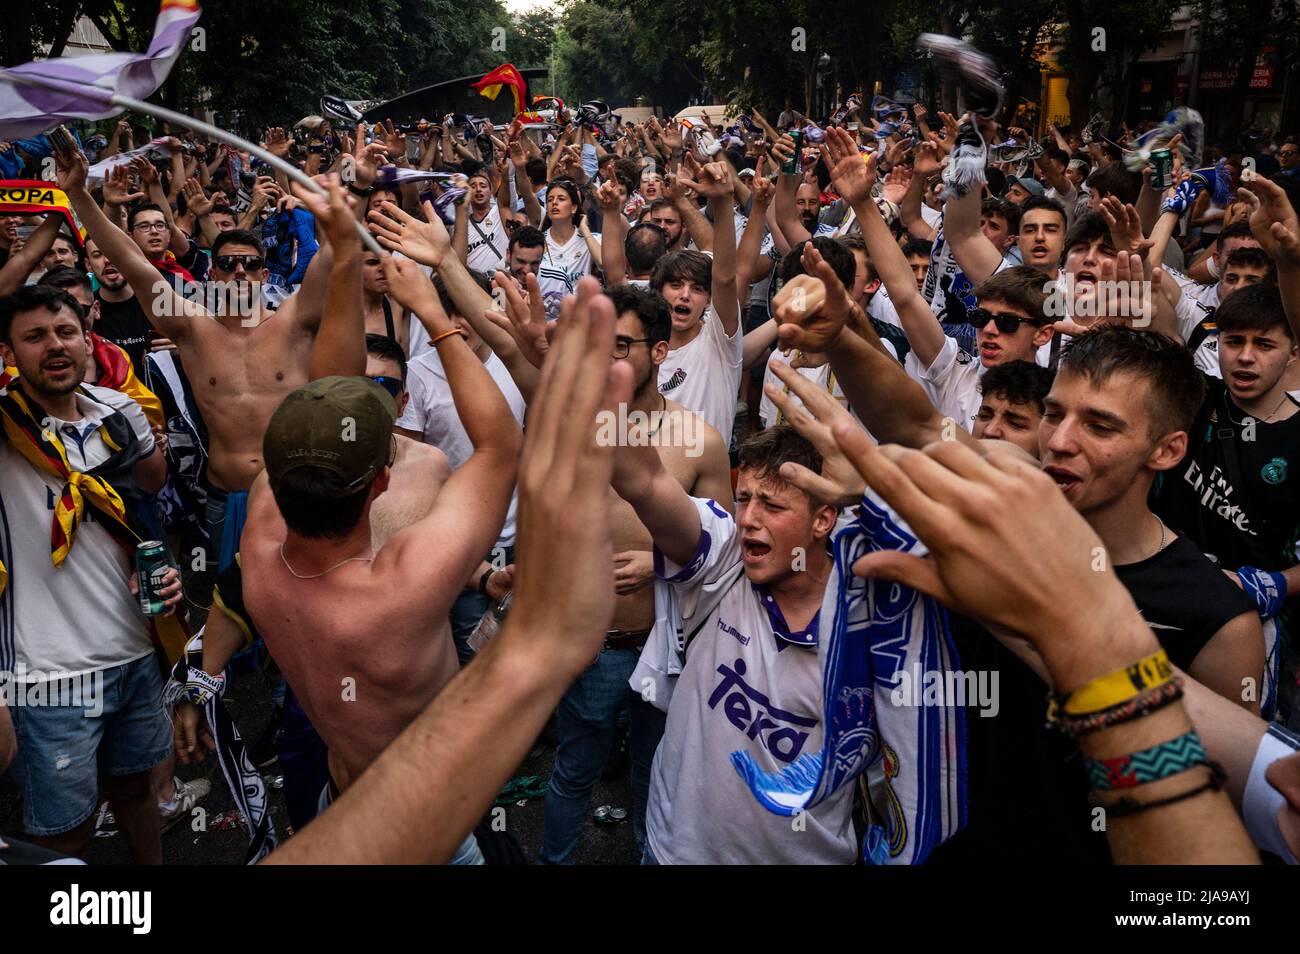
left=883, top=135, right=913, bottom=169
left=129, top=155, right=159, bottom=186
left=181, top=177, right=213, bottom=217
left=486, top=270, right=551, bottom=369
left=101, top=163, right=142, bottom=206
left=765, top=361, right=866, bottom=507
left=381, top=254, right=441, bottom=315
left=770, top=133, right=797, bottom=173
left=660, top=120, right=683, bottom=153
left=367, top=199, right=451, bottom=268
left=292, top=174, right=359, bottom=249
left=596, top=178, right=622, bottom=212
left=911, top=136, right=945, bottom=179
left=508, top=137, right=529, bottom=173
left=265, top=126, right=291, bottom=159
left=1098, top=196, right=1153, bottom=259
left=750, top=156, right=775, bottom=209
left=1243, top=175, right=1300, bottom=266
left=821, top=125, right=878, bottom=206
left=771, top=243, right=860, bottom=353
left=382, top=119, right=409, bottom=163
left=509, top=277, right=634, bottom=666
left=354, top=141, right=389, bottom=190
left=679, top=160, right=732, bottom=200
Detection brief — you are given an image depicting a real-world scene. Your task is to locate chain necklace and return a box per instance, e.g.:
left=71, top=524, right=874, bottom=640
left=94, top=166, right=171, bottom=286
left=279, top=543, right=372, bottom=580
left=1227, top=390, right=1291, bottom=425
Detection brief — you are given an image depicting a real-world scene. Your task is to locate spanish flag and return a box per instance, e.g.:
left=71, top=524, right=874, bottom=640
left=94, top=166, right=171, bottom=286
left=471, top=63, right=529, bottom=117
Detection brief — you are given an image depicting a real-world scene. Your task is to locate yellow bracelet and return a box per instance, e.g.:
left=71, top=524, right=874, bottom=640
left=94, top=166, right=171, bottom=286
left=429, top=327, right=468, bottom=348
left=1058, top=649, right=1174, bottom=717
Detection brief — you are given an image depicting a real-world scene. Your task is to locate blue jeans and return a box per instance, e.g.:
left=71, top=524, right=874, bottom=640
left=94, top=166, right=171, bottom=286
left=8, top=654, right=171, bottom=836
left=539, top=647, right=663, bottom=864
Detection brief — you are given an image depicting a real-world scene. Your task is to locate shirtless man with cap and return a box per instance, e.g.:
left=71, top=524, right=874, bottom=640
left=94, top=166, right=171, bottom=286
left=236, top=257, right=520, bottom=861
left=57, top=146, right=342, bottom=570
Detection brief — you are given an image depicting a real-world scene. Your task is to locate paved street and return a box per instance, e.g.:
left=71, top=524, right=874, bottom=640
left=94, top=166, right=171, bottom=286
left=1, top=670, right=639, bottom=865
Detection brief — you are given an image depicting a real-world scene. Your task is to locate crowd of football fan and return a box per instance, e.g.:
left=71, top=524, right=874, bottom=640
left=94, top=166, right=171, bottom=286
left=0, top=91, right=1298, bottom=866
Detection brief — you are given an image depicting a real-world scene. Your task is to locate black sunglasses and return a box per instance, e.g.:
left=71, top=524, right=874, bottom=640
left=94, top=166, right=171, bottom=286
left=969, top=308, right=1036, bottom=335
left=370, top=375, right=403, bottom=398
left=214, top=254, right=265, bottom=272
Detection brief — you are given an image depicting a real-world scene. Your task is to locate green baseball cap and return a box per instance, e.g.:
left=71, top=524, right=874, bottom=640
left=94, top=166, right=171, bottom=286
left=264, top=376, right=396, bottom=497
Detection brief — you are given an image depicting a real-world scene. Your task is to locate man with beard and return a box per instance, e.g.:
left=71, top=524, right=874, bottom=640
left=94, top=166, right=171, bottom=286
left=540, top=283, right=732, bottom=864
left=84, top=236, right=152, bottom=376
left=647, top=199, right=690, bottom=253
left=0, top=284, right=180, bottom=861
left=505, top=226, right=545, bottom=288
left=59, top=147, right=341, bottom=573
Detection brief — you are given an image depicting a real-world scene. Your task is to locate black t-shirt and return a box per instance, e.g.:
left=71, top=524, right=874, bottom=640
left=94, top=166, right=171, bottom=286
left=94, top=294, right=154, bottom=379
left=1152, top=375, right=1300, bottom=572
left=929, top=535, right=1253, bottom=867
left=1114, top=535, right=1257, bottom=672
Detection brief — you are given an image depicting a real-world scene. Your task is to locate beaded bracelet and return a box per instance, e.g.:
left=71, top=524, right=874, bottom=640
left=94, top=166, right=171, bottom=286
left=1085, top=729, right=1209, bottom=791
left=1053, top=678, right=1185, bottom=738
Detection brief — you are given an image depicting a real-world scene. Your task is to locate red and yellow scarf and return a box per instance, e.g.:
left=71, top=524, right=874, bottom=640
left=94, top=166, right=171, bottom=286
left=0, top=385, right=186, bottom=661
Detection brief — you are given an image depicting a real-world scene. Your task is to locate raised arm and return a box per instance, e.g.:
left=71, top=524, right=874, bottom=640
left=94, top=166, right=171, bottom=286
left=770, top=133, right=812, bottom=246
left=264, top=275, right=633, bottom=866
left=290, top=176, right=365, bottom=379
left=736, top=158, right=774, bottom=295
left=773, top=241, right=968, bottom=451
left=378, top=258, right=523, bottom=600
left=609, top=409, right=704, bottom=567
left=666, top=163, right=714, bottom=252
left=56, top=147, right=199, bottom=340
left=684, top=160, right=739, bottom=335
left=0, top=212, right=62, bottom=297
left=823, top=127, right=947, bottom=368
left=596, top=179, right=628, bottom=286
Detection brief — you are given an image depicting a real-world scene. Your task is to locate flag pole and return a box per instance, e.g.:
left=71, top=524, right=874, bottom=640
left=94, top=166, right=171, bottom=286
left=109, top=94, right=383, bottom=254
left=3, top=71, right=382, bottom=253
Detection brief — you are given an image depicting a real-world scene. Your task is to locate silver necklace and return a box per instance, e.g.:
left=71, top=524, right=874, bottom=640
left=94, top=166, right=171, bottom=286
left=279, top=543, right=372, bottom=580
left=1155, top=516, right=1168, bottom=554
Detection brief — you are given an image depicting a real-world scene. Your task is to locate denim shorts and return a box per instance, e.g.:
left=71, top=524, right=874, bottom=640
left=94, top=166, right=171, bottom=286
left=9, top=653, right=172, bottom=836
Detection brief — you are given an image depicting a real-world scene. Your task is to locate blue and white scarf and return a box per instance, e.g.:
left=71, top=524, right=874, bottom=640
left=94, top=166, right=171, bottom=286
left=729, top=494, right=967, bottom=865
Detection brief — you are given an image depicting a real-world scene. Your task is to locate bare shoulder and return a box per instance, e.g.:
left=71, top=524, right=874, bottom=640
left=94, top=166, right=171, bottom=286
left=395, top=434, right=450, bottom=479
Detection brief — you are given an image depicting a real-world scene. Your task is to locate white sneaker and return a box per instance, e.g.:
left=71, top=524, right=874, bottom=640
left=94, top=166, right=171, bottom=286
left=159, top=776, right=211, bottom=831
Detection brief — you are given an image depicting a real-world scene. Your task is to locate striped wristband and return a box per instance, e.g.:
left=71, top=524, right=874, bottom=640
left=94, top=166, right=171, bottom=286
left=1086, top=730, right=1209, bottom=791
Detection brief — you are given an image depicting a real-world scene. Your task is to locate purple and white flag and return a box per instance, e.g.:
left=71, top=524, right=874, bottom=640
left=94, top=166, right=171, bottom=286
left=0, top=0, right=202, bottom=139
